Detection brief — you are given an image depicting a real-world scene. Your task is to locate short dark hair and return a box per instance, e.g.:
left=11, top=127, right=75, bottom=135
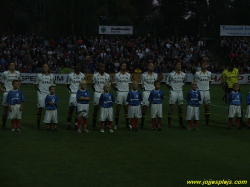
left=175, top=61, right=181, bottom=67
left=12, top=80, right=19, bottom=85
left=49, top=85, right=55, bottom=91
left=228, top=61, right=235, bottom=67
left=8, top=62, right=15, bottom=66
left=154, top=80, right=160, bottom=85
left=120, top=62, right=127, bottom=67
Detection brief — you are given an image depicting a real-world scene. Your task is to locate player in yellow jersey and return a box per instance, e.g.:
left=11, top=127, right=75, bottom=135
left=221, top=61, right=245, bottom=127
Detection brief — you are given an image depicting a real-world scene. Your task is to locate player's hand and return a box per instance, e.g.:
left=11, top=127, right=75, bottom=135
left=49, top=101, right=54, bottom=105
left=19, top=106, right=23, bottom=111
left=0, top=88, right=5, bottom=92
left=9, top=106, right=12, bottom=112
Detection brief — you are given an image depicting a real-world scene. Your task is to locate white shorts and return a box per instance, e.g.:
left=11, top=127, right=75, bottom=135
left=100, top=107, right=113, bottom=121
left=151, top=104, right=163, bottom=118
left=69, top=93, right=77, bottom=107
left=94, top=92, right=102, bottom=106
left=2, top=92, right=8, bottom=106
left=245, top=105, right=250, bottom=118
left=44, top=110, right=58, bottom=123
left=9, top=104, right=22, bottom=119
left=228, top=105, right=241, bottom=118
left=186, top=106, right=199, bottom=120
left=115, top=91, right=129, bottom=105
left=77, top=103, right=89, bottom=118
left=199, top=90, right=211, bottom=105
left=169, top=90, right=184, bottom=105
left=128, top=105, right=142, bottom=118
left=37, top=92, right=47, bottom=108
left=142, top=91, right=150, bottom=106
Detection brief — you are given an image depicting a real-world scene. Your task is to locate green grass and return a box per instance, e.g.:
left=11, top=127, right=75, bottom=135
left=0, top=84, right=250, bottom=187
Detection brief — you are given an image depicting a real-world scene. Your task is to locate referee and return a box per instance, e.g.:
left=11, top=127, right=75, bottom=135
left=221, top=61, right=245, bottom=126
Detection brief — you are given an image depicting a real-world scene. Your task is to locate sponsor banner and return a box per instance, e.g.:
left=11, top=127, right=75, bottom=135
left=0, top=73, right=249, bottom=84
left=99, top=26, right=133, bottom=35
left=220, top=25, right=250, bottom=36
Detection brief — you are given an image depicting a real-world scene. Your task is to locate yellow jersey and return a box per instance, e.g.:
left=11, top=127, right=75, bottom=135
left=221, top=68, right=239, bottom=88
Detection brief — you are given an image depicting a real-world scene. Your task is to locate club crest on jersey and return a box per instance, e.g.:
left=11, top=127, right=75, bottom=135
left=158, top=94, right=160, bottom=97
left=196, top=94, right=198, bottom=97
left=237, top=95, right=239, bottom=99
left=109, top=96, right=111, bottom=100
left=16, top=93, right=19, bottom=97
left=52, top=99, right=55, bottom=102
left=136, top=95, right=138, bottom=98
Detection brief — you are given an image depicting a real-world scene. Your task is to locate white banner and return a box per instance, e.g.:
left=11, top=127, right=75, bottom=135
left=220, top=25, right=250, bottom=36
left=99, top=26, right=133, bottom=35
left=0, top=73, right=249, bottom=84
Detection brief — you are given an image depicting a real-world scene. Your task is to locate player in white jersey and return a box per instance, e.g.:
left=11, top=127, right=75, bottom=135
left=34, top=63, right=55, bottom=129
left=194, top=60, right=213, bottom=126
left=0, top=62, right=22, bottom=130
left=112, top=62, right=132, bottom=129
left=140, top=62, right=158, bottom=128
left=166, top=61, right=186, bottom=129
left=66, top=62, right=85, bottom=130
left=91, top=63, right=111, bottom=129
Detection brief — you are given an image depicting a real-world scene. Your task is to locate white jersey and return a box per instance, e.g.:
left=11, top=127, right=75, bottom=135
left=113, top=72, right=132, bottom=92
left=92, top=72, right=111, bottom=93
left=1, top=70, right=22, bottom=92
left=166, top=71, right=186, bottom=91
left=66, top=72, right=85, bottom=93
left=194, top=70, right=212, bottom=91
left=140, top=72, right=158, bottom=91
left=35, top=73, right=55, bottom=94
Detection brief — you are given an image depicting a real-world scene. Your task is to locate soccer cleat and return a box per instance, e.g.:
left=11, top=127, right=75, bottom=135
left=131, top=128, right=134, bottom=132
left=135, top=128, right=138, bottom=132
left=17, top=129, right=21, bottom=132
left=179, top=124, right=187, bottom=129
left=126, top=125, right=130, bottom=128
left=53, top=129, right=58, bottom=132
left=46, top=128, right=50, bottom=132
left=157, top=128, right=162, bottom=131
left=11, top=129, right=15, bottom=132
left=194, top=127, right=200, bottom=131
left=92, top=125, right=96, bottom=130
left=140, top=124, right=144, bottom=129
left=167, top=124, right=171, bottom=128
left=228, top=126, right=231, bottom=130
left=84, top=129, right=89, bottom=133
left=66, top=125, right=71, bottom=130
left=187, top=127, right=191, bottom=131
left=151, top=128, right=155, bottom=131
left=100, top=129, right=105, bottom=133
left=109, top=129, right=114, bottom=133
left=129, top=125, right=132, bottom=129
left=77, top=129, right=81, bottom=133
left=205, top=123, right=211, bottom=126
left=74, top=125, right=77, bottom=130
left=2, top=126, right=6, bottom=130
left=114, top=125, right=118, bottom=130
left=237, top=127, right=242, bottom=130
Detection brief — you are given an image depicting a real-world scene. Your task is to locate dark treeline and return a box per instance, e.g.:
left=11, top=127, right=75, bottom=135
left=1, top=0, right=250, bottom=38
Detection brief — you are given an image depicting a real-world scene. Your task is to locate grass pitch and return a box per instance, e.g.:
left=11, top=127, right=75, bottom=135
left=0, top=84, right=250, bottom=187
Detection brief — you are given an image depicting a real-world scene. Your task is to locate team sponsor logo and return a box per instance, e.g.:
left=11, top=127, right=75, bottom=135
left=52, top=99, right=55, bottom=102
left=16, top=93, right=19, bottom=97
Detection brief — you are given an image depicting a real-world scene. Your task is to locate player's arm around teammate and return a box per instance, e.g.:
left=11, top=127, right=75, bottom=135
left=112, top=62, right=131, bottom=129
left=166, top=61, right=186, bottom=129
left=0, top=62, right=22, bottom=130
left=76, top=81, right=90, bottom=133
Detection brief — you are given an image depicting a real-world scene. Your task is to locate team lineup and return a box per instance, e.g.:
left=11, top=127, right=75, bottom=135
left=0, top=60, right=249, bottom=132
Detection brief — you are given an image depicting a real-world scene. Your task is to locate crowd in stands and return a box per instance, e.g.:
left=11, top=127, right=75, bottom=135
left=221, top=37, right=250, bottom=73
left=0, top=34, right=221, bottom=74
